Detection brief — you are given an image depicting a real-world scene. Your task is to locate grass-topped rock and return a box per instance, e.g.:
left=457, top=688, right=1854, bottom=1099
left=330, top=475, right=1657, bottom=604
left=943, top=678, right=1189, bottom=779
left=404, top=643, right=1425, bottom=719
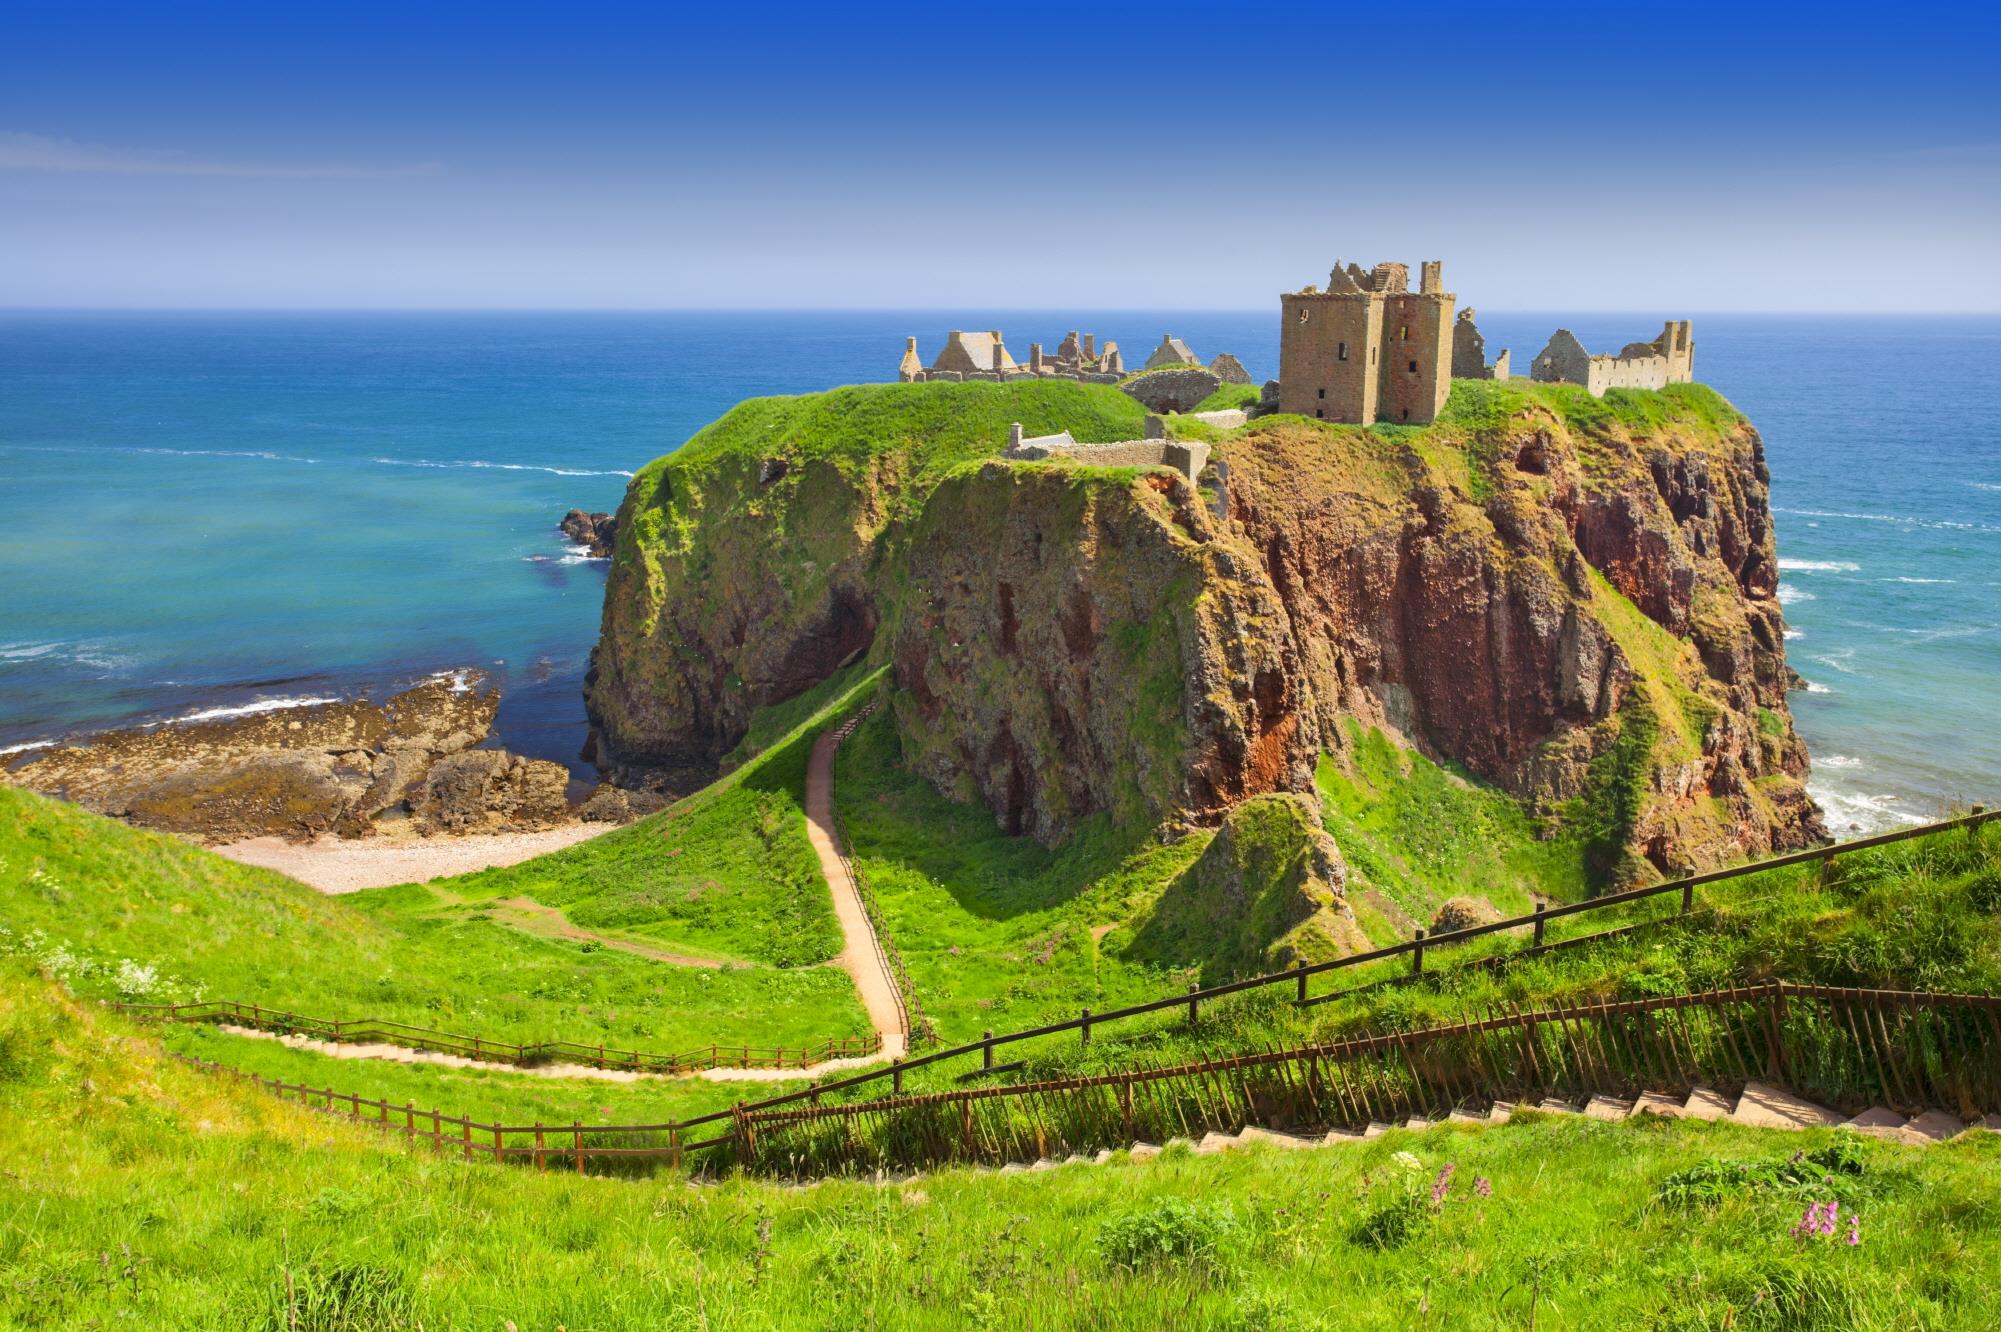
left=595, top=374, right=1820, bottom=889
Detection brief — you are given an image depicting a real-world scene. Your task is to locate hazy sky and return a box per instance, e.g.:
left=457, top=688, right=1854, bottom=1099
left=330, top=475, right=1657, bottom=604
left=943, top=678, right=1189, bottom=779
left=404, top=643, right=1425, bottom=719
left=4, top=2, right=1997, bottom=310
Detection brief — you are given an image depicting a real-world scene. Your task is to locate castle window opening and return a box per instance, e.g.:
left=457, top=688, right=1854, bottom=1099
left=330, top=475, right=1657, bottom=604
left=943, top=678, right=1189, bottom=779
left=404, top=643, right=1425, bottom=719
left=1317, top=388, right=1325, bottom=399
left=1337, top=341, right=1348, bottom=361
left=1298, top=309, right=1309, bottom=324
left=1400, top=325, right=1409, bottom=340
left=1409, top=360, right=1418, bottom=373
left=1315, top=408, right=1324, bottom=419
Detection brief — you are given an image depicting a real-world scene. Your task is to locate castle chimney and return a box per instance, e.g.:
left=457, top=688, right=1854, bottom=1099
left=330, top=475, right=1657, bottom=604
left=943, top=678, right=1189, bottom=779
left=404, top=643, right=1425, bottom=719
left=1007, top=422, right=1024, bottom=449
left=1030, top=342, right=1044, bottom=373
left=1420, top=260, right=1444, bottom=295
left=1083, top=333, right=1096, bottom=359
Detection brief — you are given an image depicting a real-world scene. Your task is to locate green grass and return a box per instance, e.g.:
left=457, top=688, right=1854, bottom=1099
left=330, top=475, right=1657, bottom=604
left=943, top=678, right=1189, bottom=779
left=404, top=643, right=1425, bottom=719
left=834, top=708, right=1208, bottom=1043
left=0, top=783, right=870, bottom=1052
left=6, top=968, right=1998, bottom=1329
left=1316, top=724, right=1588, bottom=933
left=153, top=1021, right=776, bottom=1127
left=446, top=671, right=886, bottom=969
left=1190, top=382, right=1262, bottom=413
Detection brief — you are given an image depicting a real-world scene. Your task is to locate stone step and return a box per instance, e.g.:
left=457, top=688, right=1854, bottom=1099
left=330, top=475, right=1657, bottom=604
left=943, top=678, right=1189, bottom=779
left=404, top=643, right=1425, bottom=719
left=1235, top=1126, right=1318, bottom=1150
left=1904, top=1110, right=1969, bottom=1143
left=1027, top=1158, right=1059, bottom=1172
left=1584, top=1095, right=1636, bottom=1122
left=1194, top=1131, right=1239, bottom=1154
left=1844, top=1106, right=1920, bottom=1143
left=1533, top=1098, right=1581, bottom=1115
left=1632, top=1090, right=1689, bottom=1119
left=1404, top=1115, right=1436, bottom=1132
left=1977, top=1116, right=2001, bottom=1134
left=1487, top=1102, right=1515, bottom=1124
left=1732, top=1081, right=1845, bottom=1130
left=1681, top=1086, right=1735, bottom=1121
left=1127, top=1142, right=1162, bottom=1162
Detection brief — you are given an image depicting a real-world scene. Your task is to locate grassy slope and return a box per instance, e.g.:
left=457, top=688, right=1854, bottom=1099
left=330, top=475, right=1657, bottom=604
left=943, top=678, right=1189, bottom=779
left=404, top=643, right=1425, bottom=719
left=0, top=784, right=867, bottom=1052
left=1316, top=723, right=1589, bottom=940
left=5, top=967, right=1997, bottom=1330
left=835, top=708, right=1208, bottom=1043
left=434, top=670, right=885, bottom=970
left=1000, top=818, right=2001, bottom=1088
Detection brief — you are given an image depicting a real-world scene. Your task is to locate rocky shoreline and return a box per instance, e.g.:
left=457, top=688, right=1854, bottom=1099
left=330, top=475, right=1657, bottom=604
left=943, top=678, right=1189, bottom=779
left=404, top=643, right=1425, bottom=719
left=1, top=671, right=662, bottom=846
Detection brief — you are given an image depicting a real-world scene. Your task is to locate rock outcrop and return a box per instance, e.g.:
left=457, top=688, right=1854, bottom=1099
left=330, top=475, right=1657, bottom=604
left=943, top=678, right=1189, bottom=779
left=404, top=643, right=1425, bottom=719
left=1124, top=793, right=1368, bottom=981
left=589, top=378, right=1821, bottom=883
left=560, top=509, right=619, bottom=559
left=3, top=675, right=579, bottom=843
left=1122, top=368, right=1222, bottom=415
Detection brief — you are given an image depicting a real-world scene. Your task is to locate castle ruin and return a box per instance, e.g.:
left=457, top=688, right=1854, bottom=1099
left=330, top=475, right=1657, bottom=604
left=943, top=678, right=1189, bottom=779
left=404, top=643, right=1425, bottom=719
left=1530, top=322, right=1694, bottom=396
left=1277, top=260, right=1455, bottom=424
left=899, top=329, right=1123, bottom=383
left=1451, top=309, right=1510, bottom=381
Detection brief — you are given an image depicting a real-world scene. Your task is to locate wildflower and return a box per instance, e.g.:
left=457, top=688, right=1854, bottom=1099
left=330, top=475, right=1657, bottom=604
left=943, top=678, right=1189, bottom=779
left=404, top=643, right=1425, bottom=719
left=1392, top=1150, right=1422, bottom=1173
left=1847, top=1213, right=1862, bottom=1247
left=1474, top=1176, right=1492, bottom=1198
left=1430, top=1163, right=1457, bottom=1207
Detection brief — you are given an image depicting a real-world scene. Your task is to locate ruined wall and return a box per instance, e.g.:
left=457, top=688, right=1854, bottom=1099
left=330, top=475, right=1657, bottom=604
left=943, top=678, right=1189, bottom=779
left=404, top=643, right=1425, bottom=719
left=1377, top=291, right=1454, bottom=424
left=1279, top=292, right=1380, bottom=421
left=1003, top=438, right=1211, bottom=482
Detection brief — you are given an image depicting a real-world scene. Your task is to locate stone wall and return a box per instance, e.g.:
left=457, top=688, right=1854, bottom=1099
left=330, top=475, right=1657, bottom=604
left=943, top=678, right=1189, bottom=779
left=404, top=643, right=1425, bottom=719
left=1123, top=368, right=1222, bottom=414
left=1004, top=436, right=1212, bottom=483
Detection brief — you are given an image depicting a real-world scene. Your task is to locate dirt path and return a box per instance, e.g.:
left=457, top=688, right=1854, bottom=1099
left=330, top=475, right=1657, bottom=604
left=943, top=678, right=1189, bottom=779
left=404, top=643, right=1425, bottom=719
left=213, top=1024, right=874, bottom=1083
left=487, top=896, right=728, bottom=968
left=806, top=724, right=908, bottom=1060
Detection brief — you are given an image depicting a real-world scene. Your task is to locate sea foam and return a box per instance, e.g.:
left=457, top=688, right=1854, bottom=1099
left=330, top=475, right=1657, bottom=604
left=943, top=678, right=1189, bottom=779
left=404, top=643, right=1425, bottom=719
left=1777, top=558, right=1860, bottom=573
left=171, top=696, right=340, bottom=725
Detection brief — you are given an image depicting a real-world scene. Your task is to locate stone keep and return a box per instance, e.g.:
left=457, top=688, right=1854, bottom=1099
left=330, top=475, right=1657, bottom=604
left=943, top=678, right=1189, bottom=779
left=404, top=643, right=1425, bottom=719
left=1278, top=259, right=1454, bottom=424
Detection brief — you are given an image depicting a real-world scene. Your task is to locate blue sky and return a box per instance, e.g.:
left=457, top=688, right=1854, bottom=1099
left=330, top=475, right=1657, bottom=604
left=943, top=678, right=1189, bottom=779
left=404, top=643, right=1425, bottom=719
left=3, top=1, right=1996, bottom=310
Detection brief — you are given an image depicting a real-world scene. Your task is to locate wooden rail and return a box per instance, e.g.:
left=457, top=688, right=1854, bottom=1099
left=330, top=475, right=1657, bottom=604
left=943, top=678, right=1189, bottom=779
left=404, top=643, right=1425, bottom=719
left=175, top=981, right=2001, bottom=1177
left=824, top=697, right=929, bottom=1044
left=113, top=1000, right=879, bottom=1074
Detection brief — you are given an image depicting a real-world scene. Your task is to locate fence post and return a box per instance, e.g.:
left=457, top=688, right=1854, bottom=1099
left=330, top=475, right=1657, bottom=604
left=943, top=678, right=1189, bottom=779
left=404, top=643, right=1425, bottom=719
left=1762, top=984, right=1788, bottom=1081
left=1681, top=879, right=1694, bottom=915
left=668, top=1124, right=682, bottom=1171
left=534, top=1123, right=546, bottom=1172
left=461, top=1118, right=471, bottom=1162
left=1081, top=1009, right=1092, bottom=1046
left=893, top=1058, right=904, bottom=1094
left=1532, top=903, right=1546, bottom=950
left=573, top=1121, right=584, bottom=1175
left=1296, top=963, right=1308, bottom=1005
left=1188, top=981, right=1200, bottom=1027
left=1412, top=929, right=1426, bottom=976
left=983, top=1030, right=994, bottom=1071
left=1120, top=1075, right=1134, bottom=1140
left=1819, top=853, right=1838, bottom=889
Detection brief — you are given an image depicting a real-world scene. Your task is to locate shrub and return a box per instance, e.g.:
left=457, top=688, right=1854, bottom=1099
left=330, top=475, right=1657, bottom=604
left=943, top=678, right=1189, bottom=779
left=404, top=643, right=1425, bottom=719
left=1096, top=1199, right=1240, bottom=1271
left=1350, top=1192, right=1429, bottom=1251
left=1655, top=1141, right=1867, bottom=1209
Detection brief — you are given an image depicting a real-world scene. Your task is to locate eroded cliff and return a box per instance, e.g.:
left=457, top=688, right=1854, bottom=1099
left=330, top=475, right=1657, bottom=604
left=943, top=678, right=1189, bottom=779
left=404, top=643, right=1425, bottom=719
left=592, top=377, right=1820, bottom=883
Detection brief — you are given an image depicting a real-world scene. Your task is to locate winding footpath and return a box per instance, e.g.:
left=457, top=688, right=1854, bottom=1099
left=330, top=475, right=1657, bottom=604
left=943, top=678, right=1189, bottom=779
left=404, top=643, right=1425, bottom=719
left=804, top=718, right=909, bottom=1061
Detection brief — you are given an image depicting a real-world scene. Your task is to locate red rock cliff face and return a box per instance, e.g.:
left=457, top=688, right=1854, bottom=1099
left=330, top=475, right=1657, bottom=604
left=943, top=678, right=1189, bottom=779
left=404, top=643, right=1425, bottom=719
left=884, top=462, right=1317, bottom=846
left=1221, top=404, right=1820, bottom=878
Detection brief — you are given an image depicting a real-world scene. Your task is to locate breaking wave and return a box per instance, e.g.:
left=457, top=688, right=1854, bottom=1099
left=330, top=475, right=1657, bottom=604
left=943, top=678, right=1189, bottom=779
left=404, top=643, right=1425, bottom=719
left=1777, top=558, right=1859, bottom=573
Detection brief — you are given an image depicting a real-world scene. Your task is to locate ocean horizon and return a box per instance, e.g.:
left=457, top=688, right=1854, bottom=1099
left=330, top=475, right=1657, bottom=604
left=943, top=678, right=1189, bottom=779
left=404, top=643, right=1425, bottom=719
left=3, top=309, right=1997, bottom=831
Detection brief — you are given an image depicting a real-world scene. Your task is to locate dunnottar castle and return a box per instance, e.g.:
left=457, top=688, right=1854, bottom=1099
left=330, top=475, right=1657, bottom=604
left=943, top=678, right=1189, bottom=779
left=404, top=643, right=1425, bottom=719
left=892, top=258, right=1694, bottom=428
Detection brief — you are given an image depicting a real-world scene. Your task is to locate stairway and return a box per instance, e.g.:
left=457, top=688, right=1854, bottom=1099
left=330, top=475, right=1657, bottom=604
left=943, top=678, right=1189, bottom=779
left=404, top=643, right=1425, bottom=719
left=966, top=1083, right=2001, bottom=1179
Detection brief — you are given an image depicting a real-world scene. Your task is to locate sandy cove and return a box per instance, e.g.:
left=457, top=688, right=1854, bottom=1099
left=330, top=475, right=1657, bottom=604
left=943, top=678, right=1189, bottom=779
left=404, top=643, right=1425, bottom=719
left=215, top=823, right=609, bottom=894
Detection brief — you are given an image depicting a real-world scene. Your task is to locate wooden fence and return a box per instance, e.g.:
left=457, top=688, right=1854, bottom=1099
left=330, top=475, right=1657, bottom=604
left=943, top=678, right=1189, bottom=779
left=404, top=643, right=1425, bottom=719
left=116, top=1000, right=879, bottom=1073
left=824, top=697, right=930, bottom=1044
left=697, top=805, right=2000, bottom=1105
left=177, top=982, right=2001, bottom=1178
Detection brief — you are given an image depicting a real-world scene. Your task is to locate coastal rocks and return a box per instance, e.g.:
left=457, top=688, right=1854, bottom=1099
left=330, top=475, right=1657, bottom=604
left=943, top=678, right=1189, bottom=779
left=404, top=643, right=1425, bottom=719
left=416, top=750, right=571, bottom=835
left=2, top=675, right=584, bottom=844
left=1122, top=368, right=1222, bottom=415
left=577, top=782, right=671, bottom=823
left=885, top=461, right=1318, bottom=845
left=560, top=509, right=619, bottom=559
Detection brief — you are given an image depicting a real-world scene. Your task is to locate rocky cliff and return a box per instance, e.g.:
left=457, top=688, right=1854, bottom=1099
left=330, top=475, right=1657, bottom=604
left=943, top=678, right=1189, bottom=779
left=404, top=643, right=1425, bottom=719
left=591, top=378, right=1820, bottom=882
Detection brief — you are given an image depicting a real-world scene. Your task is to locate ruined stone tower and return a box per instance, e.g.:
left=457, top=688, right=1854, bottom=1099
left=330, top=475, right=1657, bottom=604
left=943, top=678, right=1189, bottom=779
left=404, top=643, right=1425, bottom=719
left=1278, top=259, right=1454, bottom=424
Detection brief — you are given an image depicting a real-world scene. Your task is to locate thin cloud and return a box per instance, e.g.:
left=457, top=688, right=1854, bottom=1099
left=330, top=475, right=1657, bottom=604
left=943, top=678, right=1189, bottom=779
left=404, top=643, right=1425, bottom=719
left=0, top=131, right=439, bottom=178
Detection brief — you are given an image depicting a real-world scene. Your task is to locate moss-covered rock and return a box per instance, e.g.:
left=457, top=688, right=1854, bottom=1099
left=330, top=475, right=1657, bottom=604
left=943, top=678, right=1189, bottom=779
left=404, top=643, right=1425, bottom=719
left=1122, top=793, right=1367, bottom=982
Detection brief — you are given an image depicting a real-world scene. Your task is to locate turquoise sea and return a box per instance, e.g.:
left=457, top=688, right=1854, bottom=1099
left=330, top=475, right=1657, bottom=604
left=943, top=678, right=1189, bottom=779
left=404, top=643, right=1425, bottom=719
left=1, top=312, right=1996, bottom=829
